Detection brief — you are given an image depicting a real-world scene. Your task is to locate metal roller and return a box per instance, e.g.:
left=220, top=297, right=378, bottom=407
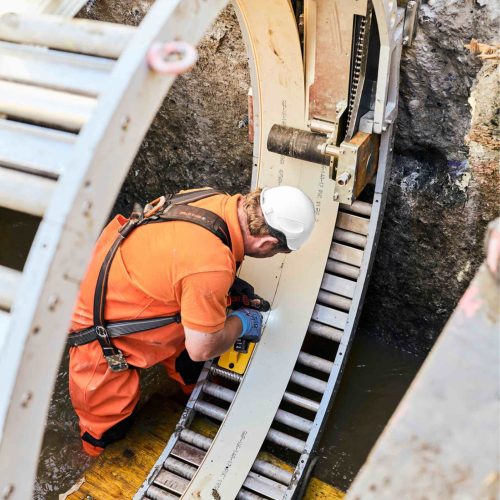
left=289, top=371, right=327, bottom=394
left=145, top=484, right=178, bottom=500
left=297, top=352, right=334, bottom=374
left=164, top=457, right=196, bottom=480
left=333, top=228, right=368, bottom=248
left=317, top=289, right=353, bottom=311
left=340, top=200, right=372, bottom=217
left=203, top=382, right=313, bottom=434
left=194, top=400, right=306, bottom=454
left=307, top=320, right=343, bottom=342
left=326, top=259, right=360, bottom=279
left=179, top=429, right=293, bottom=485
left=281, top=391, right=320, bottom=413
left=266, top=124, right=331, bottom=165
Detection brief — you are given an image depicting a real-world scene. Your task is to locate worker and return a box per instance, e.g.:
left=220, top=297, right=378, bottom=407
left=68, top=185, right=316, bottom=456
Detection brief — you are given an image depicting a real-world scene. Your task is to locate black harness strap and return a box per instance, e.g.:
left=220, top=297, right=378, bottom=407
left=70, top=189, right=232, bottom=372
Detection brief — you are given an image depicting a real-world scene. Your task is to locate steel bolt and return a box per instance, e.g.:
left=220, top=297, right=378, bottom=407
left=48, top=294, right=59, bottom=311
left=82, top=199, right=92, bottom=216
left=337, top=172, right=352, bottom=186
left=333, top=193, right=339, bottom=201
left=20, top=391, right=33, bottom=408
left=1, top=485, right=14, bottom=500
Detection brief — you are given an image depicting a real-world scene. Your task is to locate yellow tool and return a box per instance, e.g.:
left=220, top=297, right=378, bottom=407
left=218, top=342, right=255, bottom=374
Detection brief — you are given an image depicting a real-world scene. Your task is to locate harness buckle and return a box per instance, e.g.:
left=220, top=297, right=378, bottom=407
left=95, top=325, right=129, bottom=372
left=144, top=196, right=167, bottom=218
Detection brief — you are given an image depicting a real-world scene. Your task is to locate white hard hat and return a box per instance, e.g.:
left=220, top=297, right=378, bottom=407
left=260, top=186, right=316, bottom=251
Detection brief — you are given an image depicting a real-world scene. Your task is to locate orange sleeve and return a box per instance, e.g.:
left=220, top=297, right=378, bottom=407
left=177, top=270, right=233, bottom=333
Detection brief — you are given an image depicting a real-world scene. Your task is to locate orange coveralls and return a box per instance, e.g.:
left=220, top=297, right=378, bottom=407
left=69, top=193, right=244, bottom=455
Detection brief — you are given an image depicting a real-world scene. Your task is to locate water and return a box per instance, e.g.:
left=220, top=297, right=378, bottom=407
left=1, top=207, right=425, bottom=497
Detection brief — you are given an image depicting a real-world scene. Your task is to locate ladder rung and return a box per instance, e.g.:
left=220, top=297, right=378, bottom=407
left=0, top=41, right=114, bottom=96
left=325, top=259, right=360, bottom=279
left=321, top=272, right=356, bottom=298
left=0, top=13, right=136, bottom=59
left=0, top=81, right=95, bottom=131
left=329, top=242, right=364, bottom=267
left=340, top=200, right=372, bottom=217
left=171, top=441, right=205, bottom=467
left=203, top=382, right=313, bottom=434
left=244, top=471, right=287, bottom=498
left=0, top=119, right=75, bottom=177
left=179, top=429, right=293, bottom=485
left=145, top=484, right=178, bottom=500
left=153, top=469, right=188, bottom=495
left=337, top=211, right=370, bottom=235
left=312, top=303, right=348, bottom=330
left=333, top=227, right=367, bottom=248
left=297, top=351, right=333, bottom=374
left=308, top=320, right=343, bottom=342
left=317, top=289, right=352, bottom=311
left=0, top=167, right=55, bottom=216
left=0, top=265, right=21, bottom=310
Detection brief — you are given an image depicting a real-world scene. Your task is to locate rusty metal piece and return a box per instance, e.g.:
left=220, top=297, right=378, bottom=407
left=305, top=0, right=368, bottom=129
left=267, top=124, right=330, bottom=165
left=334, top=131, right=379, bottom=204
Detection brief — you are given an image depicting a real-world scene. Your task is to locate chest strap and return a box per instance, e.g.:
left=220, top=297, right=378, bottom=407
left=70, top=189, right=232, bottom=372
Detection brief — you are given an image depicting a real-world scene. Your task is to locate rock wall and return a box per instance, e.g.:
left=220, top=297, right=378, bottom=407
left=80, top=1, right=499, bottom=354
left=359, top=0, right=499, bottom=353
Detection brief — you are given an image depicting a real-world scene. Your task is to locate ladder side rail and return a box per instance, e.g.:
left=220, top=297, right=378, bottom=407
left=0, top=2, right=227, bottom=499
left=285, top=18, right=404, bottom=499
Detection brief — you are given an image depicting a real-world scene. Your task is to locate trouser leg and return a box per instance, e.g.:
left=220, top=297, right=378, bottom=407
left=69, top=342, right=140, bottom=456
left=162, top=349, right=205, bottom=395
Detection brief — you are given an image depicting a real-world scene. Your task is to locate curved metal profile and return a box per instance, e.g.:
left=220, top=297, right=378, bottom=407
left=136, top=2, right=406, bottom=499
left=0, top=2, right=227, bottom=498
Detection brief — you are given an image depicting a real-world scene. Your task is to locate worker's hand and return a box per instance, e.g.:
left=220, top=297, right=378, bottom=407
left=229, top=277, right=271, bottom=312
left=228, top=308, right=263, bottom=343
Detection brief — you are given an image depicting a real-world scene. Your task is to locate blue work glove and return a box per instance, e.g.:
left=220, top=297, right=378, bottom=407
left=228, top=308, right=263, bottom=343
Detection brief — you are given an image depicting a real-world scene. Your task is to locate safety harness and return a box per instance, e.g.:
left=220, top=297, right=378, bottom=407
left=68, top=188, right=232, bottom=372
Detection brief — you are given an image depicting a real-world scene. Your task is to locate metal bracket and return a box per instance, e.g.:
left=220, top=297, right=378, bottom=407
left=402, top=0, right=420, bottom=47
left=333, top=132, right=379, bottom=204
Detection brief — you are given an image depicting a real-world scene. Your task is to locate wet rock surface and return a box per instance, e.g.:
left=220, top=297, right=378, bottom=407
left=80, top=1, right=499, bottom=354
left=360, top=0, right=499, bottom=353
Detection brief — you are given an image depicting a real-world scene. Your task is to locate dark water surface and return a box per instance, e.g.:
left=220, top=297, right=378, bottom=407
left=1, top=207, right=424, bottom=498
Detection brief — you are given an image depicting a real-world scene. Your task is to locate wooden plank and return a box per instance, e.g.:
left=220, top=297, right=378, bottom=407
left=321, top=273, right=356, bottom=298
left=64, top=395, right=344, bottom=499
left=0, top=13, right=136, bottom=58
left=0, top=265, right=21, bottom=310
left=0, top=81, right=94, bottom=130
left=329, top=242, right=364, bottom=267
left=312, top=303, right=348, bottom=330
left=0, top=166, right=55, bottom=216
left=0, top=119, right=75, bottom=177
left=0, top=41, right=114, bottom=96
left=337, top=211, right=370, bottom=235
